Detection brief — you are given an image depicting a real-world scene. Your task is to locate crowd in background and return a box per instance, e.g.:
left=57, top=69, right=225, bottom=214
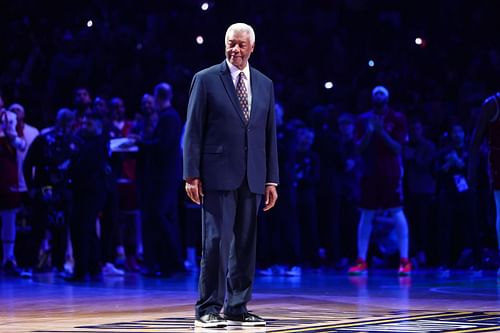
left=1, top=0, right=500, bottom=279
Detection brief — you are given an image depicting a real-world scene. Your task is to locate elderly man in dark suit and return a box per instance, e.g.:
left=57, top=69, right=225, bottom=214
left=183, top=22, right=279, bottom=328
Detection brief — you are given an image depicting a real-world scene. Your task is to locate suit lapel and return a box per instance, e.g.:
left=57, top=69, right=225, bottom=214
left=248, top=67, right=259, bottom=125
left=219, top=61, right=246, bottom=124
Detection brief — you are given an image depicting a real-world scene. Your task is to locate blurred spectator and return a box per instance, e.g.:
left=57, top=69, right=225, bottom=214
left=108, top=96, right=137, bottom=271
left=130, top=93, right=158, bottom=268
left=93, top=96, right=109, bottom=119
left=109, top=97, right=133, bottom=138
left=295, top=127, right=320, bottom=270
left=8, top=103, right=39, bottom=277
left=309, top=105, right=338, bottom=267
left=258, top=108, right=301, bottom=276
left=73, top=87, right=92, bottom=122
left=468, top=92, right=500, bottom=277
left=23, top=108, right=78, bottom=276
left=348, top=86, right=411, bottom=276
left=0, top=109, right=25, bottom=274
left=136, top=82, right=183, bottom=276
left=436, top=123, right=481, bottom=277
left=67, top=110, right=114, bottom=281
left=403, top=118, right=437, bottom=267
left=330, top=112, right=361, bottom=267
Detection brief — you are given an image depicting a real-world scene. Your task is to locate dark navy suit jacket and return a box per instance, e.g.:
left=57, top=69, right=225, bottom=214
left=183, top=61, right=279, bottom=194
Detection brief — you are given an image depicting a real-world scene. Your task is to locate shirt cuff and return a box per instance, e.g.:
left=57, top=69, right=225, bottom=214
left=265, top=182, right=278, bottom=186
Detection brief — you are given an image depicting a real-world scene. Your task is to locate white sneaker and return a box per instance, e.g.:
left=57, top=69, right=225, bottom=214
left=285, top=266, right=302, bottom=276
left=20, top=269, right=33, bottom=279
left=437, top=267, right=450, bottom=278
left=102, top=262, right=125, bottom=276
left=272, top=265, right=287, bottom=275
left=257, top=267, right=273, bottom=276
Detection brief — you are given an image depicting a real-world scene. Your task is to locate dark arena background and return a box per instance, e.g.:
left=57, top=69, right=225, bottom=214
left=1, top=1, right=500, bottom=332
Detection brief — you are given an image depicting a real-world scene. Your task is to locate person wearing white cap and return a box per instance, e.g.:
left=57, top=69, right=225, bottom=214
left=348, top=85, right=412, bottom=276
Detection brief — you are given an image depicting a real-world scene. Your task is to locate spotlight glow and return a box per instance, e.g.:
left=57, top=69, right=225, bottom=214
left=201, top=2, right=209, bottom=11
left=196, top=36, right=204, bottom=45
left=368, top=60, right=375, bottom=67
left=86, top=20, right=93, bottom=28
left=324, top=81, right=334, bottom=90
left=415, top=37, right=423, bottom=45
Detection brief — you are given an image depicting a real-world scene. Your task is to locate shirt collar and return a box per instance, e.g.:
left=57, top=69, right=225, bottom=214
left=226, top=59, right=250, bottom=81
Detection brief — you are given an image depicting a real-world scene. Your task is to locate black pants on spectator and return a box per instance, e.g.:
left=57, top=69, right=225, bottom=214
left=141, top=180, right=183, bottom=274
left=70, top=191, right=106, bottom=277
left=258, top=185, right=301, bottom=267
left=405, top=192, right=435, bottom=264
left=437, top=189, right=480, bottom=267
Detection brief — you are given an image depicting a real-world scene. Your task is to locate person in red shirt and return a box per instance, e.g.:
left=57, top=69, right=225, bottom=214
left=469, top=92, right=500, bottom=277
left=348, top=86, right=412, bottom=276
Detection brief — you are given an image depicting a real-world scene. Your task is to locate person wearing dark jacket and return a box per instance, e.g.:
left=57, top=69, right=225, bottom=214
left=136, top=83, right=184, bottom=277
left=23, top=108, right=78, bottom=274
left=68, top=110, right=113, bottom=281
left=183, top=23, right=279, bottom=328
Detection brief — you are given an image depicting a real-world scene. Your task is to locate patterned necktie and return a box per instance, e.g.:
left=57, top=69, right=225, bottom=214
left=236, top=72, right=249, bottom=123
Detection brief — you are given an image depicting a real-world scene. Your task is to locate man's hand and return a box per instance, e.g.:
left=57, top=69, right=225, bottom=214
left=185, top=177, right=203, bottom=205
left=263, top=185, right=278, bottom=211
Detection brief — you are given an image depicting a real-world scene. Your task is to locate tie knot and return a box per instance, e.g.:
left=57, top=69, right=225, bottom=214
left=239, top=72, right=246, bottom=80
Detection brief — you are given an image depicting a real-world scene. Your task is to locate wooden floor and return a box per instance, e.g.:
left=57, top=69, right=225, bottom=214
left=1, top=269, right=499, bottom=333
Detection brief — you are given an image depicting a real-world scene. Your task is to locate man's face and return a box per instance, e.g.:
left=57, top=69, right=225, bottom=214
left=339, top=121, right=354, bottom=138
left=74, top=89, right=91, bottom=107
left=451, top=125, right=464, bottom=144
left=60, top=119, right=75, bottom=135
left=9, top=105, right=24, bottom=121
left=93, top=97, right=108, bottom=116
left=0, top=110, right=17, bottom=136
left=82, top=114, right=101, bottom=136
left=410, top=122, right=423, bottom=140
left=110, top=98, right=126, bottom=120
left=372, top=92, right=388, bottom=110
left=141, top=95, right=154, bottom=116
left=225, top=30, right=254, bottom=70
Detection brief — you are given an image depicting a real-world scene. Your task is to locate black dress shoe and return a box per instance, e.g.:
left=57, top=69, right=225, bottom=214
left=224, top=312, right=266, bottom=326
left=194, top=313, right=227, bottom=328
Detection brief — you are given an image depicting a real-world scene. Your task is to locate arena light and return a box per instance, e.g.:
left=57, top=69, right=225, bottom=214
left=324, top=81, right=334, bottom=90
left=368, top=60, right=375, bottom=67
left=201, top=2, right=209, bottom=11
left=415, top=36, right=427, bottom=48
left=196, top=36, right=204, bottom=45
left=86, top=20, right=93, bottom=28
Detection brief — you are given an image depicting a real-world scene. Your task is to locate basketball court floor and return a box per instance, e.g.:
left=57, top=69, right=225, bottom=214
left=1, top=269, right=499, bottom=332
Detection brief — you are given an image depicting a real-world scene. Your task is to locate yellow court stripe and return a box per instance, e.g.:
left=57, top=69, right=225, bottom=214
left=447, top=327, right=500, bottom=333
left=273, top=312, right=472, bottom=333
left=468, top=316, right=500, bottom=322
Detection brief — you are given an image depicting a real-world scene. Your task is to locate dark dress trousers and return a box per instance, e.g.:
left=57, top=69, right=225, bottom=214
left=183, top=61, right=279, bottom=317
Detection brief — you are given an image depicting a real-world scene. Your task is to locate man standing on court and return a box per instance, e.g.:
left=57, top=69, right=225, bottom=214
left=183, top=22, right=279, bottom=328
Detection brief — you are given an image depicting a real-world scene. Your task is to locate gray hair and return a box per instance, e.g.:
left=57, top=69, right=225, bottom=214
left=225, top=23, right=255, bottom=45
